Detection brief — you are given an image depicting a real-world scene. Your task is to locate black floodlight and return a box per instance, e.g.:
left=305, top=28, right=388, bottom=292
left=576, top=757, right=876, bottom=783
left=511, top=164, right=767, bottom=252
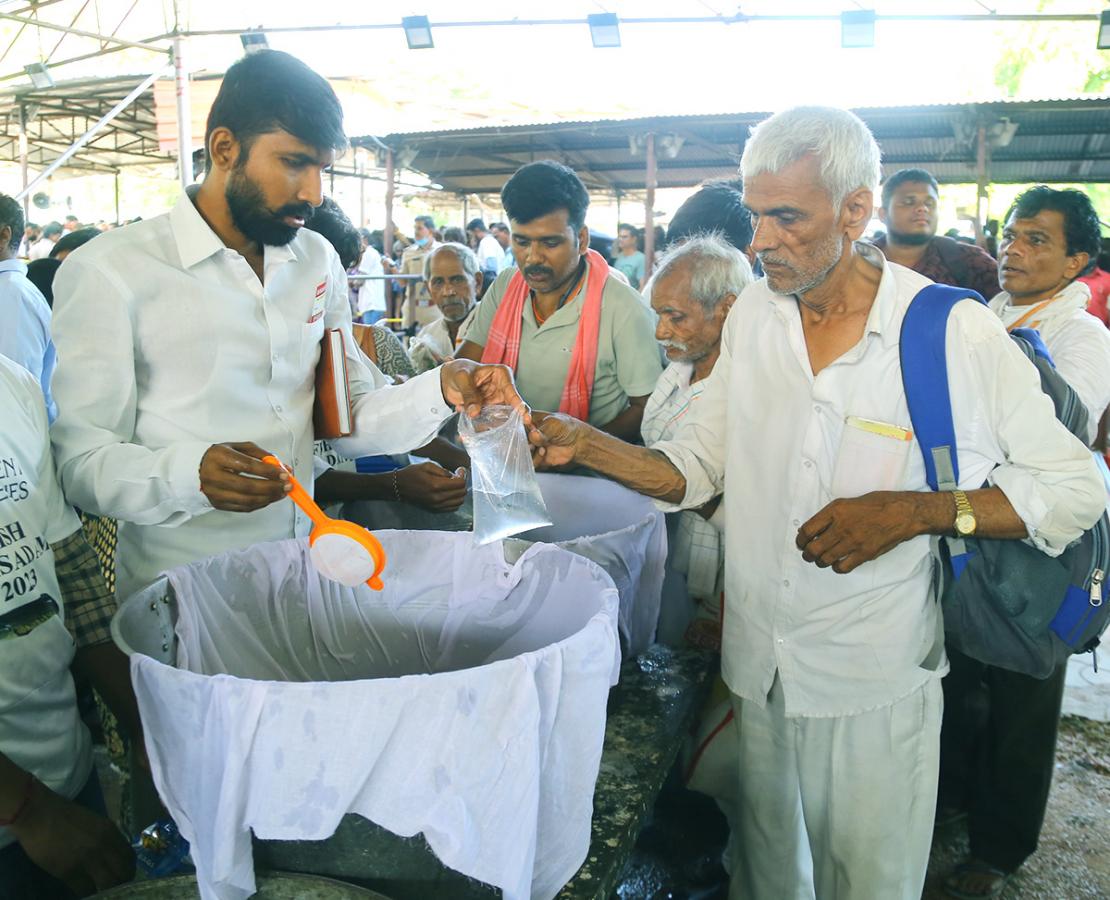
left=1099, top=10, right=1110, bottom=50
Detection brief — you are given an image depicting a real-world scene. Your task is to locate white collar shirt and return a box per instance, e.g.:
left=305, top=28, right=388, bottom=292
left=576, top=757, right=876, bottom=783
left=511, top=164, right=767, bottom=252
left=652, top=244, right=1103, bottom=717
left=27, top=237, right=54, bottom=260
left=355, top=247, right=386, bottom=315
left=477, top=234, right=503, bottom=270
left=0, top=258, right=56, bottom=421
left=408, top=306, right=477, bottom=374
left=50, top=191, right=452, bottom=599
left=990, top=281, right=1110, bottom=446
left=643, top=362, right=725, bottom=599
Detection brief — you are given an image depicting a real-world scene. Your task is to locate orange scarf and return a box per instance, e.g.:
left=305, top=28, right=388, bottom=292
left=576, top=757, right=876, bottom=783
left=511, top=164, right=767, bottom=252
left=481, top=248, right=608, bottom=421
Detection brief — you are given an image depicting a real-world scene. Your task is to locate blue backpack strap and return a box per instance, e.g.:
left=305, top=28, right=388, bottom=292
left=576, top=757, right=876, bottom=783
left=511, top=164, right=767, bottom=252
left=898, top=284, right=987, bottom=491
left=1010, top=326, right=1057, bottom=367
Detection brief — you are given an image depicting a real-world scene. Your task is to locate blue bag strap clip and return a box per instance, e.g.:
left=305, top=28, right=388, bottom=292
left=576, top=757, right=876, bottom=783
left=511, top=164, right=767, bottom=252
left=899, top=284, right=987, bottom=492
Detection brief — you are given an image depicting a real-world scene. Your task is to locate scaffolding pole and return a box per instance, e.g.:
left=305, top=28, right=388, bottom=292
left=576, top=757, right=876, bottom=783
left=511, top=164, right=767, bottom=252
left=18, top=102, right=29, bottom=218
left=16, top=66, right=166, bottom=201
left=643, top=133, right=657, bottom=280
left=173, top=33, right=192, bottom=188
left=383, top=147, right=396, bottom=257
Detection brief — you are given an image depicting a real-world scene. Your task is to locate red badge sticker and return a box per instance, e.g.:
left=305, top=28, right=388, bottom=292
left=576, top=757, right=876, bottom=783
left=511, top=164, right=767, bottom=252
left=315, top=279, right=328, bottom=299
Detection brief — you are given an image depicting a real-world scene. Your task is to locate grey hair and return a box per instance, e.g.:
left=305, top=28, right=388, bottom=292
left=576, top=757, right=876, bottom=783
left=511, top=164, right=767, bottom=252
left=423, top=241, right=479, bottom=281
left=647, top=232, right=754, bottom=312
left=739, top=106, right=882, bottom=209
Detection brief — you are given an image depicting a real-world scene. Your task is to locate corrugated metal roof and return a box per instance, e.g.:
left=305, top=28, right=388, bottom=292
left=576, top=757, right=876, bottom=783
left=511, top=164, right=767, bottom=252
left=360, top=98, right=1110, bottom=193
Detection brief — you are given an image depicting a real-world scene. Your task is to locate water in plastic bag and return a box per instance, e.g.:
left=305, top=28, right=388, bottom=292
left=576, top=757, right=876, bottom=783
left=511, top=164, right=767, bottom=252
left=458, top=405, right=552, bottom=544
left=133, top=819, right=191, bottom=878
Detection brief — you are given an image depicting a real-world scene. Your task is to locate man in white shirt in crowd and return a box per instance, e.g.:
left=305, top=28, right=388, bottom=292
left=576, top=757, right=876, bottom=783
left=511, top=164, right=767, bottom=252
left=399, top=215, right=439, bottom=330
left=18, top=223, right=40, bottom=259
left=529, top=106, right=1104, bottom=900
left=27, top=223, right=60, bottom=261
left=490, top=221, right=515, bottom=272
left=0, top=195, right=56, bottom=422
left=354, top=227, right=386, bottom=324
left=409, top=243, right=481, bottom=375
left=466, top=217, right=503, bottom=286
left=939, top=185, right=1110, bottom=900
left=50, top=50, right=522, bottom=602
left=0, top=356, right=142, bottom=900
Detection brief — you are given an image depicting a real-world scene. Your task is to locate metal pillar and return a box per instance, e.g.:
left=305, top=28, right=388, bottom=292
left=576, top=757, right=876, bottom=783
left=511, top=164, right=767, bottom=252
left=114, top=171, right=120, bottom=224
left=17, top=102, right=29, bottom=219
left=17, top=67, right=166, bottom=201
left=615, top=189, right=622, bottom=232
left=173, top=33, right=191, bottom=188
left=974, top=122, right=988, bottom=245
left=643, top=133, right=657, bottom=280
left=357, top=152, right=366, bottom=228
left=462, top=195, right=469, bottom=228
left=383, top=147, right=396, bottom=257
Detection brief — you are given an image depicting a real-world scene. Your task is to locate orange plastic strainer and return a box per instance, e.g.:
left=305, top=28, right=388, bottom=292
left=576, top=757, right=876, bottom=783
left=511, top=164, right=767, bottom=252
left=262, top=454, right=386, bottom=590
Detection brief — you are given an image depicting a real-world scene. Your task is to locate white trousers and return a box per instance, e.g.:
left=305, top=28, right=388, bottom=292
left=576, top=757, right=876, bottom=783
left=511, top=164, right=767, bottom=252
left=728, top=675, right=942, bottom=900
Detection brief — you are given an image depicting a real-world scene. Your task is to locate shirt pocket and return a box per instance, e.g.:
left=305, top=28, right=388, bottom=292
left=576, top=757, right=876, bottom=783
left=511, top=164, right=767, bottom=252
left=831, top=415, right=913, bottom=499
left=0, top=612, right=75, bottom=715
left=300, top=320, right=326, bottom=372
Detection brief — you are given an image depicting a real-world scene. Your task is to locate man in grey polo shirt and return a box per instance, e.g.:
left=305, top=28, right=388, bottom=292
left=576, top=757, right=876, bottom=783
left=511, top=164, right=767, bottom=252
left=458, top=161, right=661, bottom=438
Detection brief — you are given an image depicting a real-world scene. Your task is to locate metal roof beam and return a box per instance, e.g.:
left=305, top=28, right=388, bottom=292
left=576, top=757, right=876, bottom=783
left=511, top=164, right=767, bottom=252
left=0, top=11, right=168, bottom=53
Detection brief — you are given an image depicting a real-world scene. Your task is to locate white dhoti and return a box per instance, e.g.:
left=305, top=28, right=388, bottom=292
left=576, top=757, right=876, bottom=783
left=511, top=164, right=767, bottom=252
left=728, top=675, right=942, bottom=900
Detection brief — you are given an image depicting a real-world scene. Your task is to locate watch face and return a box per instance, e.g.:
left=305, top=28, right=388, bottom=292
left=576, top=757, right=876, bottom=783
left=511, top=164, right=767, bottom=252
left=956, top=512, right=976, bottom=535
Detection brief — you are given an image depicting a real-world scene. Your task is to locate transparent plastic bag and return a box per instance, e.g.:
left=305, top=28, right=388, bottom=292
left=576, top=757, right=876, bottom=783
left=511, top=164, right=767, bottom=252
left=458, top=404, right=552, bottom=544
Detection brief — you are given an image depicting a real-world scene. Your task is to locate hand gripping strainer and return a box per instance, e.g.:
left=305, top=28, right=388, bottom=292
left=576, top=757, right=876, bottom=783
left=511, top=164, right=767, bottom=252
left=263, top=455, right=386, bottom=590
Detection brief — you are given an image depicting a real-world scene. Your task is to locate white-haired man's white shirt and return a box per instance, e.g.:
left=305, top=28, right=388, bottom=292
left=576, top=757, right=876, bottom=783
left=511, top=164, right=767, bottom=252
left=641, top=361, right=724, bottom=601
left=651, top=242, right=1103, bottom=899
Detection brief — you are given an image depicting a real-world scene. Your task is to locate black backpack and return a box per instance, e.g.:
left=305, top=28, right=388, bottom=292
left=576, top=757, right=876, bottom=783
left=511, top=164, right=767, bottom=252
left=900, top=284, right=1110, bottom=678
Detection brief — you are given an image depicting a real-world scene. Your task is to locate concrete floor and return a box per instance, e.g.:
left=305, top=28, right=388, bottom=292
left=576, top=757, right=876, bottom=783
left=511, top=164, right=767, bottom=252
left=1062, top=650, right=1110, bottom=722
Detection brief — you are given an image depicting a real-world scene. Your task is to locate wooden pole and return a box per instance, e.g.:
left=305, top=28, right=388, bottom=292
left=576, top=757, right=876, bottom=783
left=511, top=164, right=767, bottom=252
left=644, top=133, right=657, bottom=280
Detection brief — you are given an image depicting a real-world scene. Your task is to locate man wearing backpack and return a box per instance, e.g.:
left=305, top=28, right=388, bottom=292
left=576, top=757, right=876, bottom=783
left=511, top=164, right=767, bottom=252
left=939, top=186, right=1110, bottom=900
left=872, top=168, right=1001, bottom=301
left=526, top=106, right=1105, bottom=900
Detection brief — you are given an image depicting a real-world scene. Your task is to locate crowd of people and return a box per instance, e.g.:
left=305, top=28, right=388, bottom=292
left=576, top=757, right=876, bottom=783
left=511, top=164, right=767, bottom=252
left=1, top=47, right=1108, bottom=900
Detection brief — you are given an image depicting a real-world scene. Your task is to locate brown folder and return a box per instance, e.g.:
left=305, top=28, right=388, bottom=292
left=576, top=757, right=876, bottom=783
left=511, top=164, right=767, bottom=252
left=313, top=328, right=353, bottom=439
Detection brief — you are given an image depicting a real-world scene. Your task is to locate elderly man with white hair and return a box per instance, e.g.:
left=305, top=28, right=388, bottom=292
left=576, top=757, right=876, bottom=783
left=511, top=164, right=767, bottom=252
left=529, top=106, right=1103, bottom=899
left=408, top=242, right=481, bottom=374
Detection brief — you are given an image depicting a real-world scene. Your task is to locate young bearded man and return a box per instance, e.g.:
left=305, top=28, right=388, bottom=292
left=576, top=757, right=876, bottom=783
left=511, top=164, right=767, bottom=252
left=49, top=50, right=522, bottom=601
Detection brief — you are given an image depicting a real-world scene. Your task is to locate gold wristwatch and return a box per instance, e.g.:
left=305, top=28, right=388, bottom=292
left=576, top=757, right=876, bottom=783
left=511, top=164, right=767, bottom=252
left=952, top=489, right=977, bottom=537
